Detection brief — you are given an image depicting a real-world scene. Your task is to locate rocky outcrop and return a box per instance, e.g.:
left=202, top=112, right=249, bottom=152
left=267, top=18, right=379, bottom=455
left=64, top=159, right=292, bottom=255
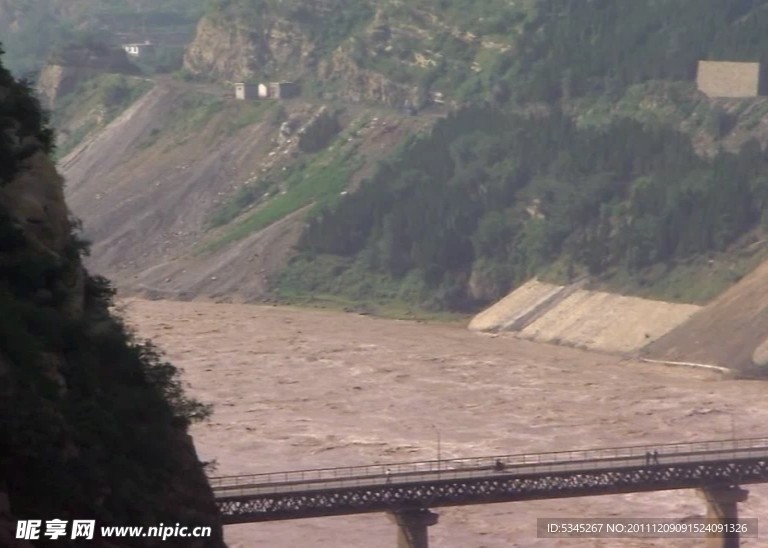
left=184, top=15, right=313, bottom=81
left=297, top=106, right=340, bottom=152
left=0, top=150, right=85, bottom=319
left=0, top=152, right=225, bottom=548
left=184, top=8, right=420, bottom=107
left=0, top=150, right=72, bottom=259
left=317, top=44, right=419, bottom=107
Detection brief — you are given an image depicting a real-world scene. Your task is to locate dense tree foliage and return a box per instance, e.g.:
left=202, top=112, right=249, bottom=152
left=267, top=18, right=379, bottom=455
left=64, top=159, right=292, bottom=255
left=285, top=108, right=768, bottom=310
left=212, top=0, right=768, bottom=107
left=498, top=0, right=768, bottom=102
left=275, top=0, right=768, bottom=310
left=0, top=45, right=54, bottom=183
left=0, top=46, right=218, bottom=544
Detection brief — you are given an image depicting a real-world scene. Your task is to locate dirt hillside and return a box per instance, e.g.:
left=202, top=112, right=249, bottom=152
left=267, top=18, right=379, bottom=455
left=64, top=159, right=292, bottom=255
left=644, top=257, right=768, bottom=372
left=61, top=77, right=436, bottom=302
left=62, top=80, right=289, bottom=301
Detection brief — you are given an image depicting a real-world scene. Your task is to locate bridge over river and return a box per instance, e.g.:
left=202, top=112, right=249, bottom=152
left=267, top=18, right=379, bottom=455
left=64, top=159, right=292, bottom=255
left=211, top=437, right=768, bottom=547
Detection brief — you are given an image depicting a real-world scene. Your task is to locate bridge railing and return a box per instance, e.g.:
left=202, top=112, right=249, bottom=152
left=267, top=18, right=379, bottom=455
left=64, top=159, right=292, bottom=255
left=210, top=436, right=768, bottom=495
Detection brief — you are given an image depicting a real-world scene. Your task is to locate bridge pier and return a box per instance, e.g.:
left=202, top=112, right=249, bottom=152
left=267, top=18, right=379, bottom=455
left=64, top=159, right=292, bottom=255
left=388, top=509, right=439, bottom=548
left=698, top=485, right=749, bottom=548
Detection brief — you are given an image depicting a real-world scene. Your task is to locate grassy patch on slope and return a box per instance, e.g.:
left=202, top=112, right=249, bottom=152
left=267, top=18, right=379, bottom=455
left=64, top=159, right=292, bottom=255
left=197, top=129, right=363, bottom=254
left=599, top=233, right=768, bottom=304
left=199, top=115, right=365, bottom=253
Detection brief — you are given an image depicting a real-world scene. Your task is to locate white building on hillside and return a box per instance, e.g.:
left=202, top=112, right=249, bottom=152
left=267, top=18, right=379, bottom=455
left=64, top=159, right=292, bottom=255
left=122, top=41, right=155, bottom=58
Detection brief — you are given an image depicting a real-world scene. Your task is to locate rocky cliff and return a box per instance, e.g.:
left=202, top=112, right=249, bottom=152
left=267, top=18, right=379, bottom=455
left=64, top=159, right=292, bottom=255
left=0, top=49, right=224, bottom=547
left=183, top=1, right=426, bottom=107
left=184, top=13, right=314, bottom=82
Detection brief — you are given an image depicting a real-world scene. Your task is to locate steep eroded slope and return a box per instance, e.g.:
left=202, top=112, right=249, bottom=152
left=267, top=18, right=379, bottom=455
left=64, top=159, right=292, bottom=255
left=60, top=76, right=437, bottom=302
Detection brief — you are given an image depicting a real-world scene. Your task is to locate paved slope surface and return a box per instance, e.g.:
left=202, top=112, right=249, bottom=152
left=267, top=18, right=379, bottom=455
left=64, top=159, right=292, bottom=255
left=470, top=280, right=700, bottom=353
left=521, top=289, right=700, bottom=353
left=469, top=279, right=566, bottom=332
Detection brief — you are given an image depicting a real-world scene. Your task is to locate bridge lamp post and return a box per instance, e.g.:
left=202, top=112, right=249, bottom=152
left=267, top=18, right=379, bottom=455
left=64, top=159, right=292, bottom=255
left=430, top=424, right=441, bottom=473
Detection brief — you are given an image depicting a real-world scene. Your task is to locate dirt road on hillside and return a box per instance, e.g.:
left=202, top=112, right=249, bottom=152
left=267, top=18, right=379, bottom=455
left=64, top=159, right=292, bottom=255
left=122, top=299, right=768, bottom=548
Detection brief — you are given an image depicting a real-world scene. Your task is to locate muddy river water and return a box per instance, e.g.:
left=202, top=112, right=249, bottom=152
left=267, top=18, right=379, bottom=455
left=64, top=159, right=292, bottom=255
left=122, top=298, right=768, bottom=547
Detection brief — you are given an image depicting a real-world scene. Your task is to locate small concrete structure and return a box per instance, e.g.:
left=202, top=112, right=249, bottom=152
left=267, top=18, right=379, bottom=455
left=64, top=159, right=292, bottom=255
left=234, top=83, right=258, bottom=100
left=697, top=61, right=761, bottom=98
left=268, top=81, right=300, bottom=99
left=122, top=41, right=155, bottom=58
left=258, top=83, right=269, bottom=99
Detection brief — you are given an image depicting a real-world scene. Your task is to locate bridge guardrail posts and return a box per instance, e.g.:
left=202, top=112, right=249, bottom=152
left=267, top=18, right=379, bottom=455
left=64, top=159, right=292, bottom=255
left=209, top=435, right=768, bottom=524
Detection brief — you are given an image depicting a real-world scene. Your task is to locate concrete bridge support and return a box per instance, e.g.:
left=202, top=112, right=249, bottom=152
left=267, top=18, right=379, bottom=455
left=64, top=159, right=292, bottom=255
left=698, top=485, right=749, bottom=548
left=388, top=509, right=439, bottom=548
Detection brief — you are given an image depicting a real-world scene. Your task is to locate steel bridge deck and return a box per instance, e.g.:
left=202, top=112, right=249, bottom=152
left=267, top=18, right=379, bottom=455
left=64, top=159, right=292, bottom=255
left=211, top=437, right=768, bottom=524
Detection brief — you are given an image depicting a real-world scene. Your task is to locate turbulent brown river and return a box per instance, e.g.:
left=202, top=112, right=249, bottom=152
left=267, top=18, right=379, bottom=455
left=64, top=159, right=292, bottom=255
left=122, top=298, right=768, bottom=547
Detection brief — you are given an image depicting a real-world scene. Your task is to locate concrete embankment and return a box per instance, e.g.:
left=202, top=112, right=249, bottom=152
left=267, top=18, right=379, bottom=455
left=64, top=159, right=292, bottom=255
left=471, top=279, right=701, bottom=354
left=468, top=279, right=568, bottom=333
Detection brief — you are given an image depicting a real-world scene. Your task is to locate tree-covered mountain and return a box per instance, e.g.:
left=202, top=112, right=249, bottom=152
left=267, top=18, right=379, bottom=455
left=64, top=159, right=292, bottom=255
left=260, top=0, right=768, bottom=310
left=0, top=45, right=223, bottom=546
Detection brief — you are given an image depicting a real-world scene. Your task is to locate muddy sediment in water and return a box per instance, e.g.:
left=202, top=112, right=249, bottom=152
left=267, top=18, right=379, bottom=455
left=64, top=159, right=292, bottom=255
left=123, top=299, right=768, bottom=548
